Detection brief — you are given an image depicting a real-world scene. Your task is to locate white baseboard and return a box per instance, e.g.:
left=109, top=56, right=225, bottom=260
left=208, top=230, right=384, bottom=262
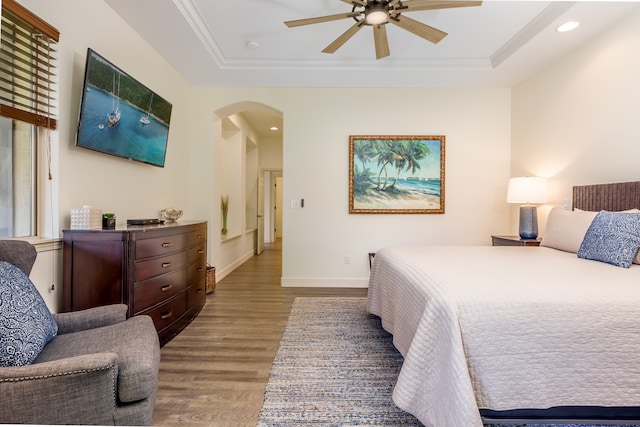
left=215, top=249, right=255, bottom=282
left=280, top=277, right=369, bottom=288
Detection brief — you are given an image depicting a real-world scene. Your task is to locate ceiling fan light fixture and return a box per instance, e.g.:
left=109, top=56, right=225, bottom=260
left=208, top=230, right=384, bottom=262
left=365, top=3, right=389, bottom=25
left=284, top=0, right=481, bottom=59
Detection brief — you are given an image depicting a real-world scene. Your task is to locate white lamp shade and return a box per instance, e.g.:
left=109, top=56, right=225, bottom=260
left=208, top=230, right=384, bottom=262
left=507, top=177, right=547, bottom=204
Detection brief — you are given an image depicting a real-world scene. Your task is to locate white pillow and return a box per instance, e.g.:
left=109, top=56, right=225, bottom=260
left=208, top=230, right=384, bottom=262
left=540, top=208, right=597, bottom=253
left=542, top=207, right=640, bottom=263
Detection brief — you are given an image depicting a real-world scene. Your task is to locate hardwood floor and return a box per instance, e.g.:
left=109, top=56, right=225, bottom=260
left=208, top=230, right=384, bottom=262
left=152, top=240, right=367, bottom=426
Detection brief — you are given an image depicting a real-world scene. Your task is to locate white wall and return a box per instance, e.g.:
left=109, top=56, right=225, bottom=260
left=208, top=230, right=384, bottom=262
left=9, top=0, right=512, bottom=290
left=26, top=0, right=638, bottom=295
left=18, top=0, right=195, bottom=310
left=190, top=87, right=513, bottom=287
left=260, top=136, right=284, bottom=170
left=30, top=243, right=62, bottom=312
left=512, top=8, right=640, bottom=235
left=214, top=113, right=261, bottom=280
left=28, top=0, right=194, bottom=224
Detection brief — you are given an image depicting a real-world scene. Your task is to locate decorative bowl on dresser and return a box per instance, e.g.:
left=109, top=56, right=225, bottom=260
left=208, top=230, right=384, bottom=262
left=63, top=221, right=207, bottom=346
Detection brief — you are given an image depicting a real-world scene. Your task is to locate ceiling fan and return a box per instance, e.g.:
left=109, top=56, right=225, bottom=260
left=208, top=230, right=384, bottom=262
left=284, top=0, right=482, bottom=60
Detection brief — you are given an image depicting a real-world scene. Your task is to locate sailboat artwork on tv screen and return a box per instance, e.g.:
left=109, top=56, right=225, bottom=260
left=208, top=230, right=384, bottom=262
left=76, top=48, right=172, bottom=167
left=107, top=73, right=121, bottom=128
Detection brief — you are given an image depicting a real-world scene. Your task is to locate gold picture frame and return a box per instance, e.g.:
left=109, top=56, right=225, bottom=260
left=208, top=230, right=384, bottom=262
left=349, top=135, right=445, bottom=214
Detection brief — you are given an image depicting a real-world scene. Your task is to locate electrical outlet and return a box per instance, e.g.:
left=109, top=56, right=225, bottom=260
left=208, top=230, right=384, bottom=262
left=290, top=199, right=300, bottom=209
left=344, top=255, right=351, bottom=264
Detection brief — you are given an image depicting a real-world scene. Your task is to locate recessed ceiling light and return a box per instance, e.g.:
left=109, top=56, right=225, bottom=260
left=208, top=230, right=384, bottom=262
left=556, top=21, right=580, bottom=33
left=270, top=126, right=278, bottom=131
left=246, top=41, right=260, bottom=50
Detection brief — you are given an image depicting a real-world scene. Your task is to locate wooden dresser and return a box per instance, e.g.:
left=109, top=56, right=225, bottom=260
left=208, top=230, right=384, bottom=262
left=62, top=221, right=207, bottom=346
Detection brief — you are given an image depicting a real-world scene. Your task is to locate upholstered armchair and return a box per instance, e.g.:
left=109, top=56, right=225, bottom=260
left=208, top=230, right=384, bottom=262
left=0, top=240, right=160, bottom=425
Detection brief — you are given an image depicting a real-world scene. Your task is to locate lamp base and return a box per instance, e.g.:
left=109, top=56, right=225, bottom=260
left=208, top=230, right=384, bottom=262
left=518, top=205, right=539, bottom=239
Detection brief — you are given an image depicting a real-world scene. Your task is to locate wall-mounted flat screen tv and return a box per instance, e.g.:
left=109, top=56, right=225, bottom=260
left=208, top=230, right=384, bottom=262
left=75, top=48, right=172, bottom=167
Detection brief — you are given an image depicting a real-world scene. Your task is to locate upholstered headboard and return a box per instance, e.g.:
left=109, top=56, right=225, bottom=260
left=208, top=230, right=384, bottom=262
left=573, top=181, right=640, bottom=212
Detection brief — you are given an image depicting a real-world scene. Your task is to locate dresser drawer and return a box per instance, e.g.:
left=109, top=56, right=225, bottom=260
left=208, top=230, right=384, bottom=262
left=187, top=281, right=206, bottom=310
left=140, top=292, right=187, bottom=332
left=135, top=251, right=187, bottom=282
left=187, top=261, right=205, bottom=286
left=133, top=269, right=187, bottom=313
left=187, top=229, right=206, bottom=247
left=187, top=244, right=206, bottom=264
left=135, top=233, right=188, bottom=260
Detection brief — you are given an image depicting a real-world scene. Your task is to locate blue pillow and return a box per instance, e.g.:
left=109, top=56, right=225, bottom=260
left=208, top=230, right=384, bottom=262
left=577, top=211, right=640, bottom=268
left=0, top=261, right=58, bottom=366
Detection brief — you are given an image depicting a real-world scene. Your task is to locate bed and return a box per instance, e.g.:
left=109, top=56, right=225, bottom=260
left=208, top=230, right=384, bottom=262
left=367, top=181, right=640, bottom=427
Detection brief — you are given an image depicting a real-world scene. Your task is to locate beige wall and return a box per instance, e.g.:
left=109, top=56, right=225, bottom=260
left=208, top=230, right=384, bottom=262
left=20, top=0, right=194, bottom=224
left=189, top=87, right=512, bottom=287
left=13, top=0, right=512, bottom=293
left=19, top=1, right=640, bottom=301
left=512, top=7, right=640, bottom=235
left=19, top=0, right=195, bottom=310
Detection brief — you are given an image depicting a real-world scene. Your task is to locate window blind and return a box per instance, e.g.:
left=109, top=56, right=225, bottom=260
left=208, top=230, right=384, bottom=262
left=0, top=0, right=59, bottom=130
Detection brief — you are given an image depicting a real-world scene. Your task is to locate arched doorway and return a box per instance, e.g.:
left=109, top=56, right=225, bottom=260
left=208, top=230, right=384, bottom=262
left=214, top=102, right=283, bottom=259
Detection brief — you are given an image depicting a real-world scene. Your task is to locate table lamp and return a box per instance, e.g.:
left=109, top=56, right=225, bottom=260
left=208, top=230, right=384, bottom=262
left=507, top=177, right=547, bottom=239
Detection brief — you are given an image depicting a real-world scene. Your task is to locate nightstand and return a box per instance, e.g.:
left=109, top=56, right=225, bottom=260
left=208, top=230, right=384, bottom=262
left=491, top=235, right=541, bottom=247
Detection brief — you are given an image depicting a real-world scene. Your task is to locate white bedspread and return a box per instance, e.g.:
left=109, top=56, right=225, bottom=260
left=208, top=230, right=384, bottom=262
left=367, top=246, right=640, bottom=427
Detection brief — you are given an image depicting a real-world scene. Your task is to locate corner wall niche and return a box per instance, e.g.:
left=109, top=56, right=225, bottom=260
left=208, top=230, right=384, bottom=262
left=220, top=117, right=242, bottom=240
left=219, top=115, right=261, bottom=244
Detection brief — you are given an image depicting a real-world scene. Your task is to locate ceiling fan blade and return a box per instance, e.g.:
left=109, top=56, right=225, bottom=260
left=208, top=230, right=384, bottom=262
left=285, top=12, right=361, bottom=28
left=322, top=20, right=366, bottom=54
left=373, top=24, right=390, bottom=59
left=389, top=14, right=447, bottom=44
left=340, top=0, right=366, bottom=6
left=402, top=0, right=482, bottom=12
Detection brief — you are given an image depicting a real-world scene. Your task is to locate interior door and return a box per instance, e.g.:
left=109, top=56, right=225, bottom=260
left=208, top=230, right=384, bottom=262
left=256, top=175, right=265, bottom=255
left=275, top=176, right=283, bottom=239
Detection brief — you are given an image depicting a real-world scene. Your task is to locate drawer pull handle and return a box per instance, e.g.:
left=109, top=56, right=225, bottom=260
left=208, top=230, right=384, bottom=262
left=162, top=262, right=172, bottom=268
left=197, top=267, right=204, bottom=272
left=197, top=234, right=204, bottom=239
left=197, top=288, right=203, bottom=294
left=160, top=311, right=173, bottom=320
left=198, top=249, right=204, bottom=254
left=161, top=284, right=172, bottom=292
left=161, top=242, right=173, bottom=248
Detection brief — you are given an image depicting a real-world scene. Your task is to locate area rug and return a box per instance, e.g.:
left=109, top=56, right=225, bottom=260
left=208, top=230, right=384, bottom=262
left=258, top=297, right=420, bottom=426
left=258, top=297, right=632, bottom=427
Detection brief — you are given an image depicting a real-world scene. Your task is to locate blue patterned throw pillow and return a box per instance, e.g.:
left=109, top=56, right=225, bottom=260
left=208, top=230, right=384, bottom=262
left=0, top=261, right=58, bottom=366
left=577, top=211, right=640, bottom=268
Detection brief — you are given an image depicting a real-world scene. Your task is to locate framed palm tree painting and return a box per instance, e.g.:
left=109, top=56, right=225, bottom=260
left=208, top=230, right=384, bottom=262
left=349, top=135, right=445, bottom=214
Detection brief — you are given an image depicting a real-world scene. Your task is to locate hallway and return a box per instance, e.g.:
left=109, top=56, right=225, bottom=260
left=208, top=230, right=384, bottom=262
left=152, top=241, right=367, bottom=426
